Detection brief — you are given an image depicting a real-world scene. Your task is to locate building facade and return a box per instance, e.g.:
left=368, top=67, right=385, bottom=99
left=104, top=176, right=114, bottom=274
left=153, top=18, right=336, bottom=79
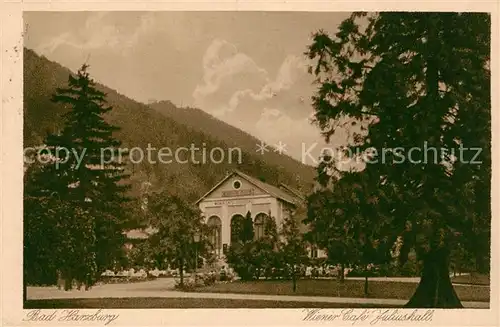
left=196, top=170, right=326, bottom=258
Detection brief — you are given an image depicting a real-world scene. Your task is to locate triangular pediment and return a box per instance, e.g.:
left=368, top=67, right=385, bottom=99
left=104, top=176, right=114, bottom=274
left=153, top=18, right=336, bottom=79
left=198, top=173, right=269, bottom=202
left=196, top=170, right=301, bottom=205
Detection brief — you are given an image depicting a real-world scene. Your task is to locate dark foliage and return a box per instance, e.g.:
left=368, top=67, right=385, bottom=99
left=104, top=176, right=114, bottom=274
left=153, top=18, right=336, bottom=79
left=24, top=65, right=133, bottom=291
left=305, top=12, right=490, bottom=307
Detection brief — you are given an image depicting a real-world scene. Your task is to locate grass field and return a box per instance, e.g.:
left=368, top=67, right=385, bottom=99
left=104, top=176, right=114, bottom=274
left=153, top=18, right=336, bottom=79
left=451, top=274, right=490, bottom=286
left=24, top=298, right=400, bottom=309
left=195, top=279, right=490, bottom=302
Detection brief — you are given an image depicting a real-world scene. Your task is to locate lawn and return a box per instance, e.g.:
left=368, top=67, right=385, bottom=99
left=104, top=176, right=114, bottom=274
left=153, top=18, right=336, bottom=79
left=451, top=274, right=490, bottom=286
left=195, top=279, right=490, bottom=303
left=24, top=298, right=399, bottom=309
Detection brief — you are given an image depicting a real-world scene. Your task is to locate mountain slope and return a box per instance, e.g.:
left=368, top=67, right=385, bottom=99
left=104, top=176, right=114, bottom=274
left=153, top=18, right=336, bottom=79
left=23, top=48, right=316, bottom=202
left=149, top=100, right=316, bottom=183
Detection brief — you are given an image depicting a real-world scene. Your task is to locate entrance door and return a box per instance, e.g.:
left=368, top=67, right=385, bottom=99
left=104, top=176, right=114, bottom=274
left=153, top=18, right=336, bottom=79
left=230, top=214, right=245, bottom=243
left=207, top=216, right=222, bottom=255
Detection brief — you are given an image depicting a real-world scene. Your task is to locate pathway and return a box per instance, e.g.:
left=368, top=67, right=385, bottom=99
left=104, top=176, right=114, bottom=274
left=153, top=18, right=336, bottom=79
left=27, top=278, right=489, bottom=309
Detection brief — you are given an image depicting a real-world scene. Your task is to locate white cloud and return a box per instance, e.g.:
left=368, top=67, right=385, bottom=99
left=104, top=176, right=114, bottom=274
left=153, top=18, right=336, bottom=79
left=201, top=55, right=307, bottom=116
left=254, top=108, right=327, bottom=163
left=192, top=37, right=315, bottom=116
left=36, top=32, right=74, bottom=54
left=36, top=12, right=156, bottom=55
left=191, top=39, right=330, bottom=163
left=255, top=108, right=324, bottom=146
left=191, top=39, right=375, bottom=166
left=193, top=39, right=269, bottom=113
left=267, top=55, right=309, bottom=94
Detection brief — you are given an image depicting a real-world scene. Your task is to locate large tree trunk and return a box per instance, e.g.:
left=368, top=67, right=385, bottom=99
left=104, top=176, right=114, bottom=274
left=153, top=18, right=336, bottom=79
left=412, top=18, right=462, bottom=307
left=405, top=248, right=463, bottom=308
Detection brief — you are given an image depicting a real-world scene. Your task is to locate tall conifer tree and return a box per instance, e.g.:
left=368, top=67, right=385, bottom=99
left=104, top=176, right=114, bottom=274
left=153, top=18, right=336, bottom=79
left=24, top=64, right=131, bottom=289
left=305, top=12, right=490, bottom=307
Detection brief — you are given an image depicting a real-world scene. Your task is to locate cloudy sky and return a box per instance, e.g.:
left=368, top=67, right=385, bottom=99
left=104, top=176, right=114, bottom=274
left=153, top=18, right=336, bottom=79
left=24, top=11, right=353, bottom=165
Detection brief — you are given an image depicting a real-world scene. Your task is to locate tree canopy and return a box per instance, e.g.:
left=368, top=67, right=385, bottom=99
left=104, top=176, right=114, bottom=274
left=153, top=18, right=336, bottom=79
left=24, top=65, right=133, bottom=290
left=147, top=192, right=207, bottom=286
left=305, top=12, right=490, bottom=308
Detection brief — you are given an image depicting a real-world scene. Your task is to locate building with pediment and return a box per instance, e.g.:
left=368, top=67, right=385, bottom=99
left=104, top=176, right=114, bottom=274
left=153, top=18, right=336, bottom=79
left=196, top=170, right=325, bottom=259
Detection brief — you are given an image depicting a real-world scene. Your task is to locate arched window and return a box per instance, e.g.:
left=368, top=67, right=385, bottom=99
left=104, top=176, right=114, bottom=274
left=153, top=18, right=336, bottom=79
left=230, top=214, right=245, bottom=243
left=207, top=216, right=222, bottom=255
left=254, top=213, right=268, bottom=240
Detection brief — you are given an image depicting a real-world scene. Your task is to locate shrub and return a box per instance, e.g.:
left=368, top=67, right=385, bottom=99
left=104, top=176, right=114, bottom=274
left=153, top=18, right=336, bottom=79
left=203, top=273, right=217, bottom=286
left=174, top=277, right=196, bottom=291
left=399, top=259, right=421, bottom=277
left=173, top=272, right=222, bottom=290
left=226, top=242, right=257, bottom=280
left=346, top=266, right=377, bottom=277
left=226, top=269, right=236, bottom=282
left=194, top=274, right=205, bottom=287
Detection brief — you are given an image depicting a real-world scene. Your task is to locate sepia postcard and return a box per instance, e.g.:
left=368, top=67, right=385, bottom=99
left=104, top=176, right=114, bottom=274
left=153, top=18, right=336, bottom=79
left=1, top=1, right=498, bottom=326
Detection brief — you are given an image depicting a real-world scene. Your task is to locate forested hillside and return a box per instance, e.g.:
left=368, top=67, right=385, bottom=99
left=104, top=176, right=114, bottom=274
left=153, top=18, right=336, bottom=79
left=24, top=48, right=316, bottom=202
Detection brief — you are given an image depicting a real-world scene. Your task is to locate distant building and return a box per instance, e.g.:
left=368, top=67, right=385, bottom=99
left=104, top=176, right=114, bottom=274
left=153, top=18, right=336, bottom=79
left=123, top=227, right=157, bottom=251
left=196, top=170, right=326, bottom=259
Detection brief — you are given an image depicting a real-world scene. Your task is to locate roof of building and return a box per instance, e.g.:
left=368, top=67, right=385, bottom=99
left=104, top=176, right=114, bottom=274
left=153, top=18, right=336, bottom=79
left=278, top=183, right=306, bottom=202
left=195, top=170, right=304, bottom=206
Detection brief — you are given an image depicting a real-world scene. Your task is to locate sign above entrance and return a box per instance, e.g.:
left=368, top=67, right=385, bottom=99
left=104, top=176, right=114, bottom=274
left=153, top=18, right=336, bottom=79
left=213, top=199, right=253, bottom=206
left=221, top=189, right=255, bottom=197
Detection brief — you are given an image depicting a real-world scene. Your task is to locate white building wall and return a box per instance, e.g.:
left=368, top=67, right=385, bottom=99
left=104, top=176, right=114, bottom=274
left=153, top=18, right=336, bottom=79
left=222, top=204, right=229, bottom=245
left=199, top=195, right=278, bottom=248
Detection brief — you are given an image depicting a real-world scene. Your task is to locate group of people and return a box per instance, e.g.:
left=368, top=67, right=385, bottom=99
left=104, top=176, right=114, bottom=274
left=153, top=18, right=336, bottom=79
left=303, top=265, right=352, bottom=279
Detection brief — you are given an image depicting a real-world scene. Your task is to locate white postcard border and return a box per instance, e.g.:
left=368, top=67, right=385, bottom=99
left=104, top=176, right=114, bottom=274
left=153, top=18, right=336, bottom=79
left=1, top=1, right=498, bottom=326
